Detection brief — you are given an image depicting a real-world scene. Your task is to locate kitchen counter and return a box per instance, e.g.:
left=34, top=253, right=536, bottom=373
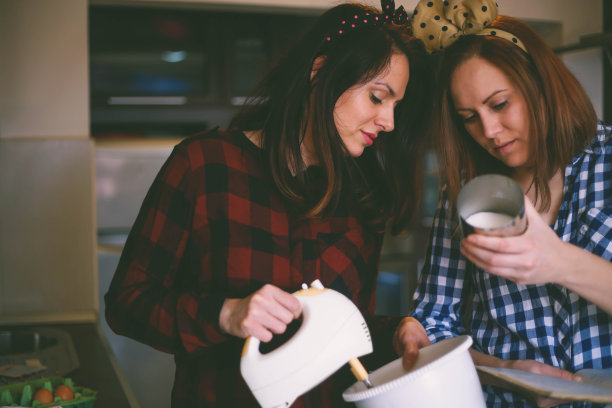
left=0, top=322, right=133, bottom=407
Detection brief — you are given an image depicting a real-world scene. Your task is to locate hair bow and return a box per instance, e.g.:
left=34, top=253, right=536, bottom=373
left=411, top=0, right=526, bottom=53
left=381, top=0, right=410, bottom=25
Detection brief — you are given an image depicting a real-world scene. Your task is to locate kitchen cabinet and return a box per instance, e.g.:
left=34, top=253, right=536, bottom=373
left=89, top=5, right=319, bottom=139
left=0, top=139, right=97, bottom=324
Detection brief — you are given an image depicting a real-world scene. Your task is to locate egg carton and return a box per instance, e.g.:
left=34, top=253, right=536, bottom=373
left=0, top=377, right=96, bottom=408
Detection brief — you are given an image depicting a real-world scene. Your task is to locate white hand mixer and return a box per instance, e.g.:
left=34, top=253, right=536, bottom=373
left=240, top=280, right=373, bottom=408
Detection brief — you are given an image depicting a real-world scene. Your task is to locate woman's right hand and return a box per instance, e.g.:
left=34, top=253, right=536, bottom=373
left=219, top=284, right=302, bottom=342
left=393, top=317, right=431, bottom=370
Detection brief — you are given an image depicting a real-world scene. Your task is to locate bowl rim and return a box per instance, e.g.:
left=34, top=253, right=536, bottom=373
left=342, top=335, right=473, bottom=402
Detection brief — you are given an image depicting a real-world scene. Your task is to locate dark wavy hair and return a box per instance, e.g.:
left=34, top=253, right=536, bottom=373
left=431, top=16, right=596, bottom=212
left=230, top=2, right=432, bottom=234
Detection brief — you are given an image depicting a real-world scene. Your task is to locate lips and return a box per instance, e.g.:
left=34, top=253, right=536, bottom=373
left=494, top=139, right=515, bottom=154
left=362, top=131, right=377, bottom=146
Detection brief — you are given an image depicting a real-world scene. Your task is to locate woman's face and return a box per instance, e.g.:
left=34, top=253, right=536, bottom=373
left=333, top=53, right=410, bottom=158
left=450, top=56, right=531, bottom=170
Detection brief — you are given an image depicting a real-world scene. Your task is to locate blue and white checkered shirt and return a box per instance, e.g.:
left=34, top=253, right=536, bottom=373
left=412, top=121, right=612, bottom=408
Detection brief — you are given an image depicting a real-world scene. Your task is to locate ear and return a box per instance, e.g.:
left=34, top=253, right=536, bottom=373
left=310, top=55, right=326, bottom=82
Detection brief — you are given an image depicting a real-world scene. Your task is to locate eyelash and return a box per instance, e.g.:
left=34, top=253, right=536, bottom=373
left=493, top=101, right=508, bottom=111
left=462, top=115, right=476, bottom=124
left=370, top=94, right=382, bottom=105
left=461, top=101, right=508, bottom=123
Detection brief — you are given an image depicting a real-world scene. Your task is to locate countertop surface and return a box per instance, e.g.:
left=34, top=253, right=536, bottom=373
left=0, top=322, right=132, bottom=407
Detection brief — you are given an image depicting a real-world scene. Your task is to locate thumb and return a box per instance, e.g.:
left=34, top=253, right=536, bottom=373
left=522, top=195, right=545, bottom=231
left=402, top=341, right=419, bottom=371
left=524, top=195, right=538, bottom=217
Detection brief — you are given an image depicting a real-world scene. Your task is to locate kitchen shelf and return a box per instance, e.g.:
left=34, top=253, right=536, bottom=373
left=554, top=32, right=612, bottom=69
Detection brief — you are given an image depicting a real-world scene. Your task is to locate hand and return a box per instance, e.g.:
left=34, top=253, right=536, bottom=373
left=501, top=359, right=581, bottom=408
left=460, top=198, right=567, bottom=285
left=219, top=284, right=302, bottom=342
left=393, top=317, right=431, bottom=370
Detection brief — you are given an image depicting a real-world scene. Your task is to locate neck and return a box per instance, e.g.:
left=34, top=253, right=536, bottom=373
left=511, top=166, right=534, bottom=194
left=244, top=130, right=262, bottom=148
left=512, top=168, right=564, bottom=224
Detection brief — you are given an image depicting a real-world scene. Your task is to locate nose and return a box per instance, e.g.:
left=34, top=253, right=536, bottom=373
left=480, top=112, right=501, bottom=140
left=375, top=104, right=395, bottom=132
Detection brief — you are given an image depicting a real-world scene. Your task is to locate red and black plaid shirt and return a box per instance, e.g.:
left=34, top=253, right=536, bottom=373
left=105, top=128, right=399, bottom=407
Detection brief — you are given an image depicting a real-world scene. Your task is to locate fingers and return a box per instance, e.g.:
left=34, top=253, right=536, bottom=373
left=402, top=341, right=420, bottom=370
left=460, top=243, right=525, bottom=276
left=462, top=232, right=523, bottom=255
left=270, top=285, right=302, bottom=319
left=393, top=317, right=430, bottom=370
left=508, top=359, right=578, bottom=381
left=244, top=285, right=302, bottom=340
left=219, top=285, right=303, bottom=342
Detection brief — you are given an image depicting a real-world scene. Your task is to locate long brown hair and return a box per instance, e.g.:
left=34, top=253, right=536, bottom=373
left=432, top=16, right=596, bottom=211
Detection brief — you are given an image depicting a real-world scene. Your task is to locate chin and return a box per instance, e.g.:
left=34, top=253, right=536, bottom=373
left=349, top=147, right=366, bottom=158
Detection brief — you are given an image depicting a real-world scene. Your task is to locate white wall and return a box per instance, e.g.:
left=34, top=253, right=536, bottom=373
left=0, top=0, right=96, bottom=324
left=0, top=0, right=89, bottom=139
left=499, top=0, right=603, bottom=117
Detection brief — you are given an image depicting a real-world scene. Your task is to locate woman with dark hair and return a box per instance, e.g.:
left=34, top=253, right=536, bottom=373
left=104, top=1, right=431, bottom=406
left=393, top=1, right=612, bottom=407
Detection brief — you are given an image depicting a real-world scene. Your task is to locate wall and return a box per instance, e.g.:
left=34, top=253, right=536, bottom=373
left=500, top=0, right=603, bottom=117
left=0, top=1, right=89, bottom=138
left=0, top=0, right=96, bottom=324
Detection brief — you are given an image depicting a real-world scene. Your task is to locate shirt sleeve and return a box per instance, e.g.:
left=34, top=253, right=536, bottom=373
left=104, top=142, right=229, bottom=355
left=411, top=190, right=471, bottom=342
left=575, top=123, right=612, bottom=259
left=576, top=207, right=612, bottom=260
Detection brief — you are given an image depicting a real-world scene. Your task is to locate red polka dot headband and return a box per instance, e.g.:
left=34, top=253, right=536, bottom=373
left=411, top=0, right=527, bottom=53
left=325, top=0, right=411, bottom=43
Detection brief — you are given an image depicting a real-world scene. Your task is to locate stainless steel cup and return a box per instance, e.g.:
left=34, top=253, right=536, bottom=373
left=457, top=174, right=526, bottom=237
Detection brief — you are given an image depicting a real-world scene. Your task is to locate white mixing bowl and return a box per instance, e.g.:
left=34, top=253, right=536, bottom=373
left=342, top=335, right=486, bottom=408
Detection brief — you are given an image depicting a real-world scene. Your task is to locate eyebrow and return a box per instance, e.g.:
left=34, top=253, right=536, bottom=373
left=482, top=89, right=506, bottom=104
left=455, top=89, right=507, bottom=111
left=375, top=82, right=396, bottom=97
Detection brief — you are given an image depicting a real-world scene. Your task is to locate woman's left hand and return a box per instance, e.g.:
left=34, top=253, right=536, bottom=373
left=460, top=198, right=566, bottom=285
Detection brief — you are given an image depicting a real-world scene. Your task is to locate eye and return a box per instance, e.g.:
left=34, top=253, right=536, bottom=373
left=460, top=113, right=477, bottom=124
left=492, top=101, right=508, bottom=111
left=369, top=93, right=382, bottom=105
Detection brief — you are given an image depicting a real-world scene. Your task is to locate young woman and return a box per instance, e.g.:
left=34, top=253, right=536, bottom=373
left=104, top=1, right=431, bottom=406
left=394, top=3, right=612, bottom=408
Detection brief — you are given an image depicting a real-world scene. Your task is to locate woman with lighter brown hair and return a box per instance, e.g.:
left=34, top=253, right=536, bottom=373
left=392, top=1, right=612, bottom=407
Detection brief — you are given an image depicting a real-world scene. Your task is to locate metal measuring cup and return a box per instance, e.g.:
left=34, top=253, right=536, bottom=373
left=457, top=174, right=527, bottom=237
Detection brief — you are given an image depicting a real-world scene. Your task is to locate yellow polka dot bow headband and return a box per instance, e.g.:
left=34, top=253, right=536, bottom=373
left=411, top=0, right=527, bottom=53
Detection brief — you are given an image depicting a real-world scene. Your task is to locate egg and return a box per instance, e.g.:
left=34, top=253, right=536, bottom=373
left=33, top=388, right=53, bottom=404
left=53, top=384, right=74, bottom=401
